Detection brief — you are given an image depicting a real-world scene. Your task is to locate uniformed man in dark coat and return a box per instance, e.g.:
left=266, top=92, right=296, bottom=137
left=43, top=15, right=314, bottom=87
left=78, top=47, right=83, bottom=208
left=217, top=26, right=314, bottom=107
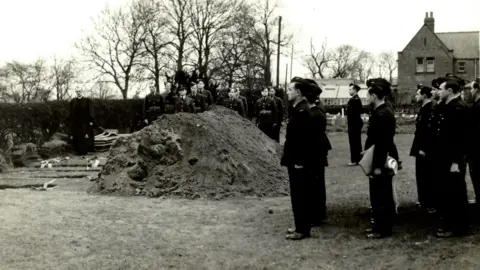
left=364, top=84, right=397, bottom=239
left=303, top=80, right=329, bottom=225
left=187, top=82, right=207, bottom=113
left=468, top=81, right=480, bottom=209
left=433, top=77, right=469, bottom=238
left=255, top=88, right=278, bottom=140
left=281, top=77, right=318, bottom=240
left=410, top=86, right=435, bottom=213
left=197, top=80, right=213, bottom=109
left=234, top=86, right=248, bottom=117
left=223, top=88, right=245, bottom=117
left=367, top=78, right=402, bottom=170
left=268, top=87, right=284, bottom=142
left=163, top=82, right=177, bottom=114
left=143, top=85, right=166, bottom=125
left=346, top=83, right=364, bottom=166
left=69, top=89, right=95, bottom=155
left=174, top=85, right=196, bottom=113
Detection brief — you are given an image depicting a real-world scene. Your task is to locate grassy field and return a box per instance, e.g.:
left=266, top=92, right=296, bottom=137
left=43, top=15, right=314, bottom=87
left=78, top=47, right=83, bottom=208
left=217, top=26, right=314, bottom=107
left=1, top=133, right=480, bottom=270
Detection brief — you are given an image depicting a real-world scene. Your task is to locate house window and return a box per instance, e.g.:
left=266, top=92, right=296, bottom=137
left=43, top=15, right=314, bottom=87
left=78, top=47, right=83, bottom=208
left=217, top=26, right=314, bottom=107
left=457, top=61, right=466, bottom=73
left=426, top=57, right=435, bottom=72
left=416, top=58, right=424, bottom=73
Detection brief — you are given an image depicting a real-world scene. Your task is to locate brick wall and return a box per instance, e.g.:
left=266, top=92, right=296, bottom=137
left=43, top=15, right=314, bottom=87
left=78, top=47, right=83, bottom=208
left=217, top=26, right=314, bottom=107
left=453, top=59, right=479, bottom=81
left=397, top=25, right=454, bottom=102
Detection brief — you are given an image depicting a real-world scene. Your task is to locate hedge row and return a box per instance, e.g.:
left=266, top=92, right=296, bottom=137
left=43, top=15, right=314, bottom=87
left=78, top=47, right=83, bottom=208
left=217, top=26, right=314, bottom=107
left=0, top=99, right=144, bottom=148
left=0, top=99, right=418, bottom=148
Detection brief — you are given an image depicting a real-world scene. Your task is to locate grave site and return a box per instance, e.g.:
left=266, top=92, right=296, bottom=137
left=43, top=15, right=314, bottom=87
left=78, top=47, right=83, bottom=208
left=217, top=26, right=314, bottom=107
left=1, top=106, right=480, bottom=269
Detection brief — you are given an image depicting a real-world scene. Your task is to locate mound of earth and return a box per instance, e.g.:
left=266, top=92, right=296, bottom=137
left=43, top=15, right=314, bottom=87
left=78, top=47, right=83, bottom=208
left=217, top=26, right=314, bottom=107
left=90, top=106, right=288, bottom=199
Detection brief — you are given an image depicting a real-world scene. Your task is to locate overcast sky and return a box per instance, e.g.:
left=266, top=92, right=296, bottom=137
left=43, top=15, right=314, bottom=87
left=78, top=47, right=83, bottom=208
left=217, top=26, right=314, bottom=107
left=0, top=0, right=478, bottom=85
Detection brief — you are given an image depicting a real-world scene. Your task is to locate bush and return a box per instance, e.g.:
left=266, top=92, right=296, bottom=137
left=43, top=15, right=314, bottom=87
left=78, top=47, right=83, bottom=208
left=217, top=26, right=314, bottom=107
left=0, top=99, right=145, bottom=147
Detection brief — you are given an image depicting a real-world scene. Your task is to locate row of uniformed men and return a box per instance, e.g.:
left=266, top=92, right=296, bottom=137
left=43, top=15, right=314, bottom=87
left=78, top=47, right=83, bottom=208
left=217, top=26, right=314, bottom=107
left=143, top=81, right=287, bottom=142
left=411, top=77, right=480, bottom=238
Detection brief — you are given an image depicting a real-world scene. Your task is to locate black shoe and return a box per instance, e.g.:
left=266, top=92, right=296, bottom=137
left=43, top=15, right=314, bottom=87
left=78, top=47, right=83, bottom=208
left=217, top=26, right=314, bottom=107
left=367, top=232, right=392, bottom=239
left=436, top=229, right=453, bottom=238
left=286, top=232, right=311, bottom=240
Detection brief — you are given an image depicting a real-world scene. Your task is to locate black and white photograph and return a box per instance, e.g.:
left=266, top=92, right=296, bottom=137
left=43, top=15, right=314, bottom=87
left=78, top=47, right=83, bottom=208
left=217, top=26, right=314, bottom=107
left=0, top=0, right=479, bottom=268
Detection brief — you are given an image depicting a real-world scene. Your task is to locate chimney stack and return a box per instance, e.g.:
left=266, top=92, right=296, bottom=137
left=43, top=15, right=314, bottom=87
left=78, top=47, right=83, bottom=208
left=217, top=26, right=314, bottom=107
left=424, top=11, right=435, bottom=32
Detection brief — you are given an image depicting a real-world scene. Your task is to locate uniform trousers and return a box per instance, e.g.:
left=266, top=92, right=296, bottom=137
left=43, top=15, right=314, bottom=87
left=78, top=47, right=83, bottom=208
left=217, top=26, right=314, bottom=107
left=259, top=123, right=276, bottom=141
left=272, top=124, right=281, bottom=142
left=347, top=125, right=362, bottom=163
left=468, top=156, right=480, bottom=204
left=287, top=166, right=311, bottom=235
left=415, top=155, right=435, bottom=208
left=369, top=173, right=396, bottom=235
left=436, top=160, right=469, bottom=234
left=307, top=166, right=326, bottom=223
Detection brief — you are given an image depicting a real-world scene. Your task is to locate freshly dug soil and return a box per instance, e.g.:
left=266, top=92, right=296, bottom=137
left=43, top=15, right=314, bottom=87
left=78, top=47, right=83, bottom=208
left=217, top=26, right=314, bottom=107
left=90, top=106, right=288, bottom=199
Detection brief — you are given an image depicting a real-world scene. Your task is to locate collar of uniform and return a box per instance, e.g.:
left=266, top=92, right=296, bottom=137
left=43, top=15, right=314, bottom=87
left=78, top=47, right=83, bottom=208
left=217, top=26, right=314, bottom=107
left=352, top=94, right=358, bottom=99
left=422, top=100, right=432, bottom=107
left=373, top=102, right=386, bottom=111
left=293, top=97, right=306, bottom=108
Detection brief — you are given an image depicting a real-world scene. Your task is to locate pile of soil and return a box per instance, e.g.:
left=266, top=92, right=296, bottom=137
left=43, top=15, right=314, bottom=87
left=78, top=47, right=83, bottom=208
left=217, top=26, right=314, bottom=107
left=90, top=106, right=288, bottom=199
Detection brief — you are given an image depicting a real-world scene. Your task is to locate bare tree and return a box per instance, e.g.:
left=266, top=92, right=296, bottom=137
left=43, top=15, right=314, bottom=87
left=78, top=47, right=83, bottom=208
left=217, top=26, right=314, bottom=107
left=378, top=51, right=398, bottom=83
left=51, top=56, right=76, bottom=100
left=302, top=38, right=331, bottom=79
left=329, top=45, right=370, bottom=79
left=210, top=1, right=254, bottom=86
left=250, top=0, right=292, bottom=86
left=4, top=60, right=52, bottom=103
left=135, top=0, right=172, bottom=93
left=89, top=81, right=117, bottom=99
left=76, top=3, right=146, bottom=99
left=188, top=0, right=239, bottom=83
left=162, top=0, right=193, bottom=72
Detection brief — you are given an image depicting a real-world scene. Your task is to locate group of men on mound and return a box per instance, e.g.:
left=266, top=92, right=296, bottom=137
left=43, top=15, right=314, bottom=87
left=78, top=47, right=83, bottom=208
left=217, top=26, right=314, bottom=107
left=143, top=80, right=287, bottom=142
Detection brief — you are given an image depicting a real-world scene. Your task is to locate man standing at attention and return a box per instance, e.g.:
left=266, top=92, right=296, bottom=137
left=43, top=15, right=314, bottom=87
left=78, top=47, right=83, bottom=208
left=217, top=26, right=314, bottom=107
left=143, top=84, right=166, bottom=125
left=410, top=86, right=435, bottom=213
left=197, top=80, right=213, bottom=109
left=364, top=84, right=397, bottom=239
left=269, top=87, right=284, bottom=142
left=281, top=77, right=317, bottom=240
left=346, top=83, right=364, bottom=166
left=69, top=89, right=95, bottom=155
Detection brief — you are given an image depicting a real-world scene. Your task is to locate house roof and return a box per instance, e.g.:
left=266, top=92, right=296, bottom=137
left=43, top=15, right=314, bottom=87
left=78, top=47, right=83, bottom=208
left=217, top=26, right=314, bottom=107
left=317, top=80, right=368, bottom=99
left=436, top=31, right=479, bottom=59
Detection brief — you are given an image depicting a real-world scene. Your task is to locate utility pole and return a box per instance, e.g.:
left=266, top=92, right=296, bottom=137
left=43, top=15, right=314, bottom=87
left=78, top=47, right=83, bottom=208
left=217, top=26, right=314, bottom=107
left=290, top=44, right=293, bottom=80
left=285, top=64, right=288, bottom=89
left=276, top=16, right=282, bottom=87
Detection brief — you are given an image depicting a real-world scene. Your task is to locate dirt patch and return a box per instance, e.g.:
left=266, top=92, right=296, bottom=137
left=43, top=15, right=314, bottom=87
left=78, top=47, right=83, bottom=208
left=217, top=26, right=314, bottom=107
left=90, top=106, right=288, bottom=199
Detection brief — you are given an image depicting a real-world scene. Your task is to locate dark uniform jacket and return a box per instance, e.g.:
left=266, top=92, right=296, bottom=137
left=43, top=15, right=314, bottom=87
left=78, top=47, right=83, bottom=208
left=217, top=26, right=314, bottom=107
left=174, top=96, right=196, bottom=113
left=281, top=98, right=317, bottom=167
left=198, top=89, right=213, bottom=107
left=469, top=98, right=480, bottom=157
left=255, top=97, right=278, bottom=125
left=346, top=94, right=363, bottom=129
left=223, top=97, right=245, bottom=117
left=434, top=96, right=469, bottom=165
left=272, top=96, right=285, bottom=125
left=310, top=105, right=329, bottom=166
left=143, top=92, right=166, bottom=121
left=163, top=91, right=177, bottom=114
left=364, top=103, right=396, bottom=170
left=187, top=93, right=207, bottom=113
left=410, top=101, right=434, bottom=157
left=238, top=95, right=249, bottom=116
